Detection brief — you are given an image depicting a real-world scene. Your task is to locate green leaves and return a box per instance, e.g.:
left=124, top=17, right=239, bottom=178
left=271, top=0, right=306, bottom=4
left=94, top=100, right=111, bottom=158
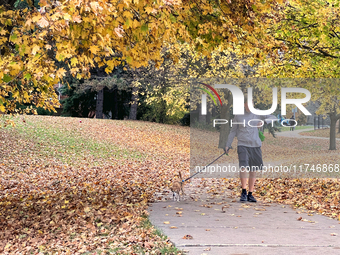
left=24, top=73, right=31, bottom=80
left=170, top=14, right=176, bottom=23
left=3, top=74, right=12, bottom=83
left=126, top=56, right=132, bottom=63
left=10, top=33, right=17, bottom=41
left=141, top=23, right=148, bottom=32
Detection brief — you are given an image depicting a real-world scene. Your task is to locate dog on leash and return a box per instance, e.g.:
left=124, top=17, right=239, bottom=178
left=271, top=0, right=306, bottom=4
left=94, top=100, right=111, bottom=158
left=170, top=171, right=184, bottom=201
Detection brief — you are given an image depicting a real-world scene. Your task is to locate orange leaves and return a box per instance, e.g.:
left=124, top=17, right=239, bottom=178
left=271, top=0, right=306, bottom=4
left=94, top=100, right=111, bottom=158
left=37, top=17, right=49, bottom=28
left=0, top=116, right=189, bottom=253
left=89, top=2, right=103, bottom=15
left=123, top=11, right=134, bottom=19
left=0, top=0, right=286, bottom=115
left=2, top=114, right=339, bottom=253
left=183, top=234, right=193, bottom=239
left=114, top=26, right=125, bottom=38
left=72, top=15, right=82, bottom=23
left=31, top=45, right=40, bottom=55
left=89, top=45, right=100, bottom=54
left=145, top=7, right=155, bottom=14
left=56, top=68, right=67, bottom=78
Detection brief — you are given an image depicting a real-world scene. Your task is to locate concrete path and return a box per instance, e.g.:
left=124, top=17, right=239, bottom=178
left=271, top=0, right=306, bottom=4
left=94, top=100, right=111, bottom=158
left=149, top=190, right=340, bottom=255
left=148, top=127, right=340, bottom=254
left=276, top=127, right=340, bottom=140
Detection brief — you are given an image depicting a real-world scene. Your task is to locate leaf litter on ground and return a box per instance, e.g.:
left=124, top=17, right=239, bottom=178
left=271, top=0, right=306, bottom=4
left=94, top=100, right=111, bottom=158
left=1, top=115, right=340, bottom=254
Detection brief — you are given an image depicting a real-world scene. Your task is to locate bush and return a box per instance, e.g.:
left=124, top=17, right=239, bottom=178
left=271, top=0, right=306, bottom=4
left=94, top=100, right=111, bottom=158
left=36, top=107, right=54, bottom=115
left=180, top=113, right=190, bottom=126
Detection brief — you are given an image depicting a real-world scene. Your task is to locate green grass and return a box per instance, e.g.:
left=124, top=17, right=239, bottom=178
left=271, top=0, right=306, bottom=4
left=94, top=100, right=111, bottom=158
left=6, top=116, right=144, bottom=166
left=279, top=125, right=313, bottom=132
left=132, top=216, right=182, bottom=255
left=3, top=116, right=183, bottom=253
left=80, top=215, right=183, bottom=255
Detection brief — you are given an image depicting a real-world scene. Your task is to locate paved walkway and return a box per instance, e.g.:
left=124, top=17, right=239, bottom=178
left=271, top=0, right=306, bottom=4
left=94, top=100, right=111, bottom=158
left=148, top=189, right=340, bottom=255
left=276, top=127, right=340, bottom=140
left=149, top=128, right=340, bottom=254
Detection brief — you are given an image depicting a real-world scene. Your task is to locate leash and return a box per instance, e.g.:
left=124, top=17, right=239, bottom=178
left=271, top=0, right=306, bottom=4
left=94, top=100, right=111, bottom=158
left=182, top=149, right=228, bottom=183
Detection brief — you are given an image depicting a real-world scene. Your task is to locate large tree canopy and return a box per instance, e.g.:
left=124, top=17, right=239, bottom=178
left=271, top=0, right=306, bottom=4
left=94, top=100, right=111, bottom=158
left=259, top=0, right=340, bottom=77
left=256, top=0, right=340, bottom=149
left=0, top=0, right=285, bottom=114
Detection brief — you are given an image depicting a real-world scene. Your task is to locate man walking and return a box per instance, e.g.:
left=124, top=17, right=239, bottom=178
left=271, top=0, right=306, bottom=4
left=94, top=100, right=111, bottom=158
left=225, top=99, right=276, bottom=202
left=289, top=115, right=295, bottom=131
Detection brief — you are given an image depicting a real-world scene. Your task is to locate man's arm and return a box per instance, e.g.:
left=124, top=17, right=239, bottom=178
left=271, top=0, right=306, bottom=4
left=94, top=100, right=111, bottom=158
left=225, top=117, right=238, bottom=153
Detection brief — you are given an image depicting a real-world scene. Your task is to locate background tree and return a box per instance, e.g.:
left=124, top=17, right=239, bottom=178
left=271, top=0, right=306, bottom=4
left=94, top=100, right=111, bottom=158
left=257, top=0, right=340, bottom=150
left=1, top=0, right=286, bottom=116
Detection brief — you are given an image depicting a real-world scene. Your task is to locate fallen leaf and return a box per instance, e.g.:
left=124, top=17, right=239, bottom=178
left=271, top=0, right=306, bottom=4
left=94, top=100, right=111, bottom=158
left=183, top=235, right=193, bottom=239
left=4, top=243, right=11, bottom=250
left=254, top=208, right=266, bottom=211
left=144, top=241, right=154, bottom=249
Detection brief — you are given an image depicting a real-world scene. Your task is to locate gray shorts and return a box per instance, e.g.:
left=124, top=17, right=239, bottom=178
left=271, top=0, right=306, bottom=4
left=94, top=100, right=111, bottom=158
left=237, top=146, right=263, bottom=171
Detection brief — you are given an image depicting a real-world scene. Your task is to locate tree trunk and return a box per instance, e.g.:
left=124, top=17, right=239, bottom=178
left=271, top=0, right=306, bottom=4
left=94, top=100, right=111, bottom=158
left=218, top=92, right=232, bottom=149
left=129, top=86, right=138, bottom=120
left=95, top=88, right=104, bottom=119
left=338, top=119, right=340, bottom=133
left=329, top=113, right=337, bottom=150
left=159, top=86, right=167, bottom=123
left=112, top=88, right=118, bottom=119
left=206, top=102, right=211, bottom=124
left=198, top=103, right=206, bottom=124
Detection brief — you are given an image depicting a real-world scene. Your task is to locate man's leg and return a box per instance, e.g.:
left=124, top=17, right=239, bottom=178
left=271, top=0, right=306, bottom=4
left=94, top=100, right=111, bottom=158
left=246, top=171, right=257, bottom=202
left=247, top=147, right=263, bottom=203
left=240, top=167, right=247, bottom=189
left=239, top=167, right=248, bottom=202
left=248, top=171, right=256, bottom=192
left=237, top=146, right=250, bottom=202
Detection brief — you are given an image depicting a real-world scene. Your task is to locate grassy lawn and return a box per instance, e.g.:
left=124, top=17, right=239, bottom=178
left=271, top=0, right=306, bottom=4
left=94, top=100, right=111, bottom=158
left=0, top=115, right=188, bottom=254
left=300, top=128, right=340, bottom=138
left=1, top=115, right=340, bottom=254
left=10, top=116, right=144, bottom=166
left=279, top=125, right=314, bottom=132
